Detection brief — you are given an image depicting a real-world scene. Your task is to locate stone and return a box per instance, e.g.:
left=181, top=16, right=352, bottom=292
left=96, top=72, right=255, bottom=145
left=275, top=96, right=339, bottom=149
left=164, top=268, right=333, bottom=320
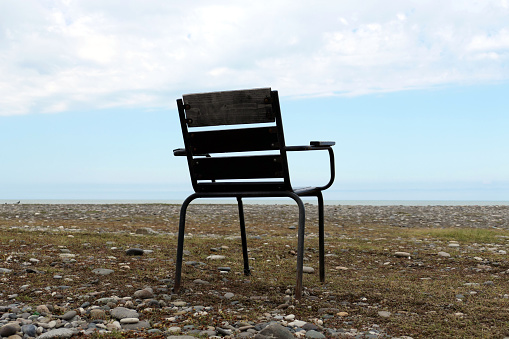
left=303, top=266, right=315, bottom=274
left=438, top=252, right=451, bottom=257
left=288, top=320, right=307, bottom=328
left=378, top=311, right=391, bottom=318
left=0, top=268, right=12, bottom=274
left=120, top=317, right=139, bottom=324
left=37, top=304, right=50, bottom=314
left=37, top=328, right=76, bottom=338
left=125, top=248, right=144, bottom=256
left=395, top=252, right=411, bottom=258
left=92, top=268, right=114, bottom=275
left=89, top=309, right=107, bottom=319
left=121, top=320, right=150, bottom=330
left=224, top=292, right=235, bottom=299
left=22, top=324, right=37, bottom=337
left=110, top=307, right=139, bottom=320
left=207, top=255, right=225, bottom=260
left=135, top=227, right=158, bottom=234
left=305, top=330, right=326, bottom=338
left=134, top=288, right=154, bottom=299
left=193, top=279, right=210, bottom=284
left=258, top=324, right=294, bottom=339
left=61, top=310, right=77, bottom=321
left=0, top=324, right=18, bottom=337
left=303, top=323, right=319, bottom=331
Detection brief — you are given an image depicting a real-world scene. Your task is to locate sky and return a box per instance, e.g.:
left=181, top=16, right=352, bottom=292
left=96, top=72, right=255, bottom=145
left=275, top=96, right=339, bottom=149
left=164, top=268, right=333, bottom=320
left=1, top=0, right=508, bottom=202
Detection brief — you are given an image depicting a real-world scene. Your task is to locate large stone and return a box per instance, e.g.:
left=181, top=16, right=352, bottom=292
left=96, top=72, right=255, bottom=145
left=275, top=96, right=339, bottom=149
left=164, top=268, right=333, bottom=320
left=37, top=328, right=77, bottom=338
left=110, top=307, right=139, bottom=320
left=92, top=268, right=114, bottom=275
left=125, top=248, right=144, bottom=256
left=394, top=252, right=411, bottom=258
left=305, top=330, right=326, bottom=339
left=257, top=324, right=294, bottom=339
left=61, top=310, right=77, bottom=321
left=134, top=288, right=154, bottom=299
left=0, top=324, right=19, bottom=337
left=121, top=320, right=150, bottom=330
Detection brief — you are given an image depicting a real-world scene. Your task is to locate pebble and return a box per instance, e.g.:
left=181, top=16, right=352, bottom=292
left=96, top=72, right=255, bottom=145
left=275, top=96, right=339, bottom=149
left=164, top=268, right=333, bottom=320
left=206, top=255, right=225, bottom=260
left=438, top=251, right=451, bottom=257
left=303, top=266, right=315, bottom=274
left=395, top=252, right=411, bottom=257
left=91, top=268, right=114, bottom=275
left=125, top=248, right=144, bottom=256
left=110, top=307, right=139, bottom=320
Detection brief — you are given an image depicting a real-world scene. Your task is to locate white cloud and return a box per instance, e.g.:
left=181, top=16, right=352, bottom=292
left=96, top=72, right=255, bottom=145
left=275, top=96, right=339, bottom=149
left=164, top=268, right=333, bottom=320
left=0, top=0, right=508, bottom=116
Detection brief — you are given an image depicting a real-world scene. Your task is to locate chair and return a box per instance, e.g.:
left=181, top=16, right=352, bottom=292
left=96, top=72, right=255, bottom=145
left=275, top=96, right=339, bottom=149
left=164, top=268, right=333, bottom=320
left=173, top=88, right=335, bottom=299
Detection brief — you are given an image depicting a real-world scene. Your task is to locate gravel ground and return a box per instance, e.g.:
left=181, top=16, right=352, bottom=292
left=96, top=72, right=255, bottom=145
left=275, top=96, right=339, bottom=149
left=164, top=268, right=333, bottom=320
left=1, top=203, right=509, bottom=338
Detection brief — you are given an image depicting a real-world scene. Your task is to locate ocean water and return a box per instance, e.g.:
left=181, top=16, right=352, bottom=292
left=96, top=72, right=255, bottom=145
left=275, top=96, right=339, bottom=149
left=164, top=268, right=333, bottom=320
left=2, top=199, right=509, bottom=206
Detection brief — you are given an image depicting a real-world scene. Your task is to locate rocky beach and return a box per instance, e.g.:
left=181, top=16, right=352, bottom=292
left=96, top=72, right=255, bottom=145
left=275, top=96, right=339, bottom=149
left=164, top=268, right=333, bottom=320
left=1, top=203, right=509, bottom=338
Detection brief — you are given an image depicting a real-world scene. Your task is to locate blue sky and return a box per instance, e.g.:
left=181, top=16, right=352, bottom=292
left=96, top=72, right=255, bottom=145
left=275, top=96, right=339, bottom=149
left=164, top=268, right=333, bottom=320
left=1, top=1, right=508, bottom=201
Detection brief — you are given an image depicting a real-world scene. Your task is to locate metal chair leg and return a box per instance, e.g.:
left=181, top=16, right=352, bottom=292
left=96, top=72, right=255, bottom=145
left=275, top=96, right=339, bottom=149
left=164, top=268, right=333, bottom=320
left=287, top=192, right=306, bottom=300
left=237, top=197, right=251, bottom=276
left=173, top=194, right=197, bottom=293
left=317, top=192, right=325, bottom=283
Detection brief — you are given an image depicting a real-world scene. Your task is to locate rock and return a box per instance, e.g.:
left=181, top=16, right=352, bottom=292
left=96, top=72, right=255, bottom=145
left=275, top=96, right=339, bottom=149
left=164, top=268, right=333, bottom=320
left=22, top=324, right=37, bottom=337
left=121, top=320, right=150, bottom=330
left=207, top=255, right=225, bottom=260
left=125, top=248, right=144, bottom=256
left=217, top=328, right=232, bottom=336
left=61, top=310, right=77, bottom=321
left=378, top=311, right=391, bottom=318
left=438, top=251, right=451, bottom=257
left=337, top=312, right=349, bottom=317
left=395, top=252, right=411, bottom=258
left=167, top=337, right=198, bottom=339
left=0, top=268, right=12, bottom=274
left=288, top=320, right=307, bottom=328
left=258, top=324, right=294, bottom=339
left=89, top=309, right=107, bottom=319
left=0, top=324, right=18, bottom=337
left=36, top=305, right=50, bottom=314
left=193, top=279, right=210, bottom=284
left=135, top=227, right=158, bottom=234
left=303, top=266, right=315, bottom=274
left=92, top=268, right=114, bottom=275
left=37, top=328, right=76, bottom=338
left=303, top=323, right=319, bottom=331
left=134, top=288, right=154, bottom=299
left=305, top=330, right=326, bottom=338
left=110, top=307, right=139, bottom=320
left=224, top=292, right=235, bottom=299
left=120, top=317, right=140, bottom=324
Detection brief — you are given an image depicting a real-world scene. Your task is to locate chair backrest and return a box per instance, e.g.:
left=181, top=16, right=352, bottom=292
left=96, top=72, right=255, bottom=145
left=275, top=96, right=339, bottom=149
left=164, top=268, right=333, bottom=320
left=177, top=88, right=292, bottom=193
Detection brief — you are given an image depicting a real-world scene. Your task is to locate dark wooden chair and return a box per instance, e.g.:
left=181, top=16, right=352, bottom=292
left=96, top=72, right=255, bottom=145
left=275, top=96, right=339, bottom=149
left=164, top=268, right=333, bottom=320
left=173, top=88, right=335, bottom=299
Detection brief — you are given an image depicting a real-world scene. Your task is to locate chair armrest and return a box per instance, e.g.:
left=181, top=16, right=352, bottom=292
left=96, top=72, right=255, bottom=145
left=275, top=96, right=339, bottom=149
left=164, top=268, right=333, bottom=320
left=284, top=142, right=335, bottom=191
left=173, top=148, right=187, bottom=156
left=285, top=141, right=335, bottom=152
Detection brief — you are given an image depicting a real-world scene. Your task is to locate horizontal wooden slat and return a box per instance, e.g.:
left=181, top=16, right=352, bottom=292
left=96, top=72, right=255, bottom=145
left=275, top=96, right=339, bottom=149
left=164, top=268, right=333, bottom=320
left=195, top=181, right=289, bottom=193
left=189, top=127, right=279, bottom=154
left=193, top=155, right=284, bottom=180
left=183, top=88, right=274, bottom=127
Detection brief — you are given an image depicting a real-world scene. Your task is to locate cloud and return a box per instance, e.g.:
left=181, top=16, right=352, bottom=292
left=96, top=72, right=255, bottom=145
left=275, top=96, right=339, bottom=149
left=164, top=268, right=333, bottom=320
left=1, top=0, right=508, bottom=116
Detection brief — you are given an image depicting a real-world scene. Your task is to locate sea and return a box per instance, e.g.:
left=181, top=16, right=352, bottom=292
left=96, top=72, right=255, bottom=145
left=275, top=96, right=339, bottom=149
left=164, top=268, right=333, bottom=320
left=1, top=199, right=509, bottom=206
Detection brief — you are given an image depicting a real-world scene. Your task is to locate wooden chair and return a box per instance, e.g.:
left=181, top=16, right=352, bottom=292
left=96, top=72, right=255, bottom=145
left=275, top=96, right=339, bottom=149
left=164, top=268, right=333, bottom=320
left=173, top=88, right=335, bottom=299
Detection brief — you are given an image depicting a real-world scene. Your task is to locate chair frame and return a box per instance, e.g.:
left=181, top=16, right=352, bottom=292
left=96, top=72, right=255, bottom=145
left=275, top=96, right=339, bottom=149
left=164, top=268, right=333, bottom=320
left=173, top=88, right=335, bottom=299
